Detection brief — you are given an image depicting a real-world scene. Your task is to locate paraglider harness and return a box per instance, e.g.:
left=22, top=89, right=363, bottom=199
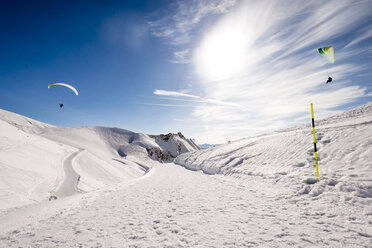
left=326, top=77, right=332, bottom=84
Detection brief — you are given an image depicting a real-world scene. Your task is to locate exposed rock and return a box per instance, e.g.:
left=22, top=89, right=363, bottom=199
left=147, top=132, right=200, bottom=163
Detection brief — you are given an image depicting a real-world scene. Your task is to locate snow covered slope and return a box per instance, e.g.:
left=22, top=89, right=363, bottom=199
left=0, top=110, right=75, bottom=209
left=175, top=103, right=372, bottom=217
left=0, top=109, right=199, bottom=210
left=175, top=103, right=372, bottom=195
left=200, top=143, right=220, bottom=149
left=0, top=104, right=371, bottom=247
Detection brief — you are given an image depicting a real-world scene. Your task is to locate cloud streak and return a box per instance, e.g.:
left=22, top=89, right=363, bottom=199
left=139, top=103, right=196, bottom=108
left=148, top=0, right=236, bottom=43
left=153, top=89, right=241, bottom=107
left=154, top=89, right=199, bottom=99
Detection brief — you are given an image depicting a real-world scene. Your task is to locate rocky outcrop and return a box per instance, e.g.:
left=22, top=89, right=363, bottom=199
left=146, top=147, right=173, bottom=163
left=147, top=132, right=200, bottom=162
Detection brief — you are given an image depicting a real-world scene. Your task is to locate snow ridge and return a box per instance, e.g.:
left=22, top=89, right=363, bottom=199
left=0, top=109, right=199, bottom=210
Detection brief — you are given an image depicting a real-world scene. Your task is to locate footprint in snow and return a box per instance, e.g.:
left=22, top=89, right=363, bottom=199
left=293, top=162, right=306, bottom=167
left=304, top=178, right=318, bottom=184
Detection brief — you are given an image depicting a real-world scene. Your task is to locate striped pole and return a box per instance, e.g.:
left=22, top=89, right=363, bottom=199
left=311, top=103, right=320, bottom=177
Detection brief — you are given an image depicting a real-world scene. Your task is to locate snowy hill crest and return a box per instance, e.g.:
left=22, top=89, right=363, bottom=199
left=0, top=109, right=199, bottom=210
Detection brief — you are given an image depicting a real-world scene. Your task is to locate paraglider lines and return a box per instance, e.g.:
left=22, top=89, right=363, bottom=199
left=311, top=103, right=319, bottom=177
left=48, top=82, right=78, bottom=108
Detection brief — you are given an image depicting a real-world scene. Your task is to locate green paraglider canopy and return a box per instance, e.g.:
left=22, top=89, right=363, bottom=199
left=318, top=46, right=334, bottom=64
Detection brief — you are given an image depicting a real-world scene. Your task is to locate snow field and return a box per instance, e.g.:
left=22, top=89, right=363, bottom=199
left=0, top=104, right=371, bottom=247
left=0, top=164, right=371, bottom=247
left=0, top=118, right=76, bottom=209
left=72, top=150, right=145, bottom=192
left=175, top=103, right=372, bottom=204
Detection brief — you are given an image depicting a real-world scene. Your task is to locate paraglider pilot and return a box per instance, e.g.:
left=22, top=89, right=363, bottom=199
left=48, top=83, right=78, bottom=108
left=326, top=77, right=332, bottom=84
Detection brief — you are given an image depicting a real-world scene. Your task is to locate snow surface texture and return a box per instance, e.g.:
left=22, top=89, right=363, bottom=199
left=200, top=143, right=221, bottom=149
left=0, top=109, right=199, bottom=211
left=0, top=103, right=371, bottom=247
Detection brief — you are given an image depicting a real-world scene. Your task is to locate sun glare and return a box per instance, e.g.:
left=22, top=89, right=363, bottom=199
left=195, top=27, right=248, bottom=82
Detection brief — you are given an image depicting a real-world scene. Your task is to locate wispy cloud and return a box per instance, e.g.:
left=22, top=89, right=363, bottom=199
left=154, top=89, right=199, bottom=99
left=187, top=0, right=372, bottom=143
left=138, top=103, right=196, bottom=108
left=344, top=24, right=372, bottom=48
left=148, top=0, right=236, bottom=63
left=153, top=89, right=241, bottom=107
left=171, top=49, right=191, bottom=64
left=148, top=0, right=236, bottom=43
left=149, top=0, right=372, bottom=143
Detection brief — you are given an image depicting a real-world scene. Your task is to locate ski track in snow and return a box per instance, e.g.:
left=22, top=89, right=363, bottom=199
left=0, top=164, right=371, bottom=248
left=56, top=149, right=83, bottom=198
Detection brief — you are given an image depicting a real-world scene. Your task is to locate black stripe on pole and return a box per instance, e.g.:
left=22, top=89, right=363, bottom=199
left=312, top=117, right=317, bottom=152
left=311, top=118, right=317, bottom=152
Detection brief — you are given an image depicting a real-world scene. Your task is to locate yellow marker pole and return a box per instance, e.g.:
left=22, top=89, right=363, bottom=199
left=311, top=103, right=320, bottom=177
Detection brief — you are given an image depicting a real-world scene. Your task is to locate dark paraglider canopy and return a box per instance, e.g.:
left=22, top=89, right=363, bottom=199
left=59, top=103, right=64, bottom=108
left=326, top=77, right=332, bottom=84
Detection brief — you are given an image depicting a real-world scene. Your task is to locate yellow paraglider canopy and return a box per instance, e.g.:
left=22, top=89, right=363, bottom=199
left=318, top=46, right=334, bottom=64
left=48, top=83, right=79, bottom=95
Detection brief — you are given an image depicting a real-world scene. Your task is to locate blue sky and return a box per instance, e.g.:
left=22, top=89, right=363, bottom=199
left=1, top=0, right=371, bottom=143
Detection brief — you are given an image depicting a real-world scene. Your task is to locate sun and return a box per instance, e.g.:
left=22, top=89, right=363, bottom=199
left=194, top=27, right=248, bottom=82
